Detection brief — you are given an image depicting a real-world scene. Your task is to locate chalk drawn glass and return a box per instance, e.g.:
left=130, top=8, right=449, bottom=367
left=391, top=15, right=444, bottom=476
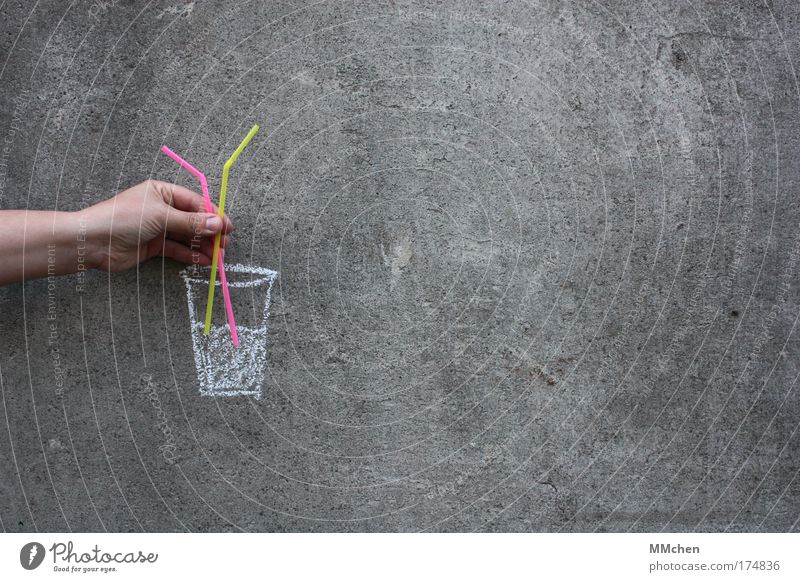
left=180, top=264, right=278, bottom=398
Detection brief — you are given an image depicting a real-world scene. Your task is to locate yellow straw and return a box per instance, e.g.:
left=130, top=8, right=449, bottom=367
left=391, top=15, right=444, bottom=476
left=204, top=124, right=260, bottom=335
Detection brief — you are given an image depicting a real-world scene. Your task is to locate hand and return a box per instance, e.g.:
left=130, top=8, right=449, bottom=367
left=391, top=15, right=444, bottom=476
left=80, top=180, right=234, bottom=272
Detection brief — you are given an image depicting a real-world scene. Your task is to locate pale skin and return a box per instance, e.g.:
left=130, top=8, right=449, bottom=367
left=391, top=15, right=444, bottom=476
left=0, top=180, right=234, bottom=286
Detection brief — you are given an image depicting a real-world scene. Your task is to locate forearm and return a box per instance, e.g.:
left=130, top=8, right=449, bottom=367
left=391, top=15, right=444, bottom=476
left=0, top=181, right=230, bottom=285
left=0, top=210, right=96, bottom=285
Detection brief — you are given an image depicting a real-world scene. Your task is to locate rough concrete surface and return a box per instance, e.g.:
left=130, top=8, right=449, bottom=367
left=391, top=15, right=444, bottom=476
left=1, top=0, right=799, bottom=532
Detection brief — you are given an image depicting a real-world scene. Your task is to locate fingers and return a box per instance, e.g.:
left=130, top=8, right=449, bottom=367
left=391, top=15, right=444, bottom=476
left=160, top=232, right=230, bottom=266
left=164, top=208, right=234, bottom=238
left=159, top=239, right=213, bottom=266
left=172, top=233, right=229, bottom=249
left=153, top=180, right=234, bottom=233
left=153, top=180, right=205, bottom=212
left=167, top=233, right=229, bottom=257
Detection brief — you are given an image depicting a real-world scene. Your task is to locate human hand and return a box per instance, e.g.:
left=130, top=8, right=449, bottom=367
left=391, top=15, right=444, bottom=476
left=79, top=180, right=234, bottom=272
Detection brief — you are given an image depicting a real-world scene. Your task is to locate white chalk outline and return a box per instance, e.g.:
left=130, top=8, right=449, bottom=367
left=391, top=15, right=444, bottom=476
left=180, top=264, right=279, bottom=398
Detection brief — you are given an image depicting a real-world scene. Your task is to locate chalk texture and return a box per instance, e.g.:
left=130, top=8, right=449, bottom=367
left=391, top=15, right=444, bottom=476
left=182, top=264, right=277, bottom=398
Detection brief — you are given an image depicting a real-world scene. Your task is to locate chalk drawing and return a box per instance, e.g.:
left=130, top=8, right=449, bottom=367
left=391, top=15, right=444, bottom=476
left=180, top=264, right=278, bottom=398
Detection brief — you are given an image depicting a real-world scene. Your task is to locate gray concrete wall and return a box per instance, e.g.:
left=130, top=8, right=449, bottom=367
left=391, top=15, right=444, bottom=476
left=0, top=0, right=798, bottom=532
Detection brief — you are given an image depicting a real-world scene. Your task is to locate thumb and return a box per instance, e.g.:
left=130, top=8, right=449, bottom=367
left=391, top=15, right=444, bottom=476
left=166, top=209, right=223, bottom=237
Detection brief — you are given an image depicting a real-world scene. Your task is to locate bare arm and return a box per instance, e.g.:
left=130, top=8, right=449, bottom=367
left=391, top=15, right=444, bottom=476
left=0, top=180, right=233, bottom=286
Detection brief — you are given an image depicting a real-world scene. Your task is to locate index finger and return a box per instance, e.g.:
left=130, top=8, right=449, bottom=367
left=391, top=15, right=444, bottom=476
left=156, top=181, right=207, bottom=212
left=156, top=181, right=235, bottom=232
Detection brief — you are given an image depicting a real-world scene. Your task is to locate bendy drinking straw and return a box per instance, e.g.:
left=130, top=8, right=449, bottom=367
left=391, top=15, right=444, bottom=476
left=203, top=124, right=260, bottom=336
left=160, top=145, right=239, bottom=346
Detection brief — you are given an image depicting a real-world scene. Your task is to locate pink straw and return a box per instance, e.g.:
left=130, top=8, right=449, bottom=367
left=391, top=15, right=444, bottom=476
left=160, top=145, right=239, bottom=347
